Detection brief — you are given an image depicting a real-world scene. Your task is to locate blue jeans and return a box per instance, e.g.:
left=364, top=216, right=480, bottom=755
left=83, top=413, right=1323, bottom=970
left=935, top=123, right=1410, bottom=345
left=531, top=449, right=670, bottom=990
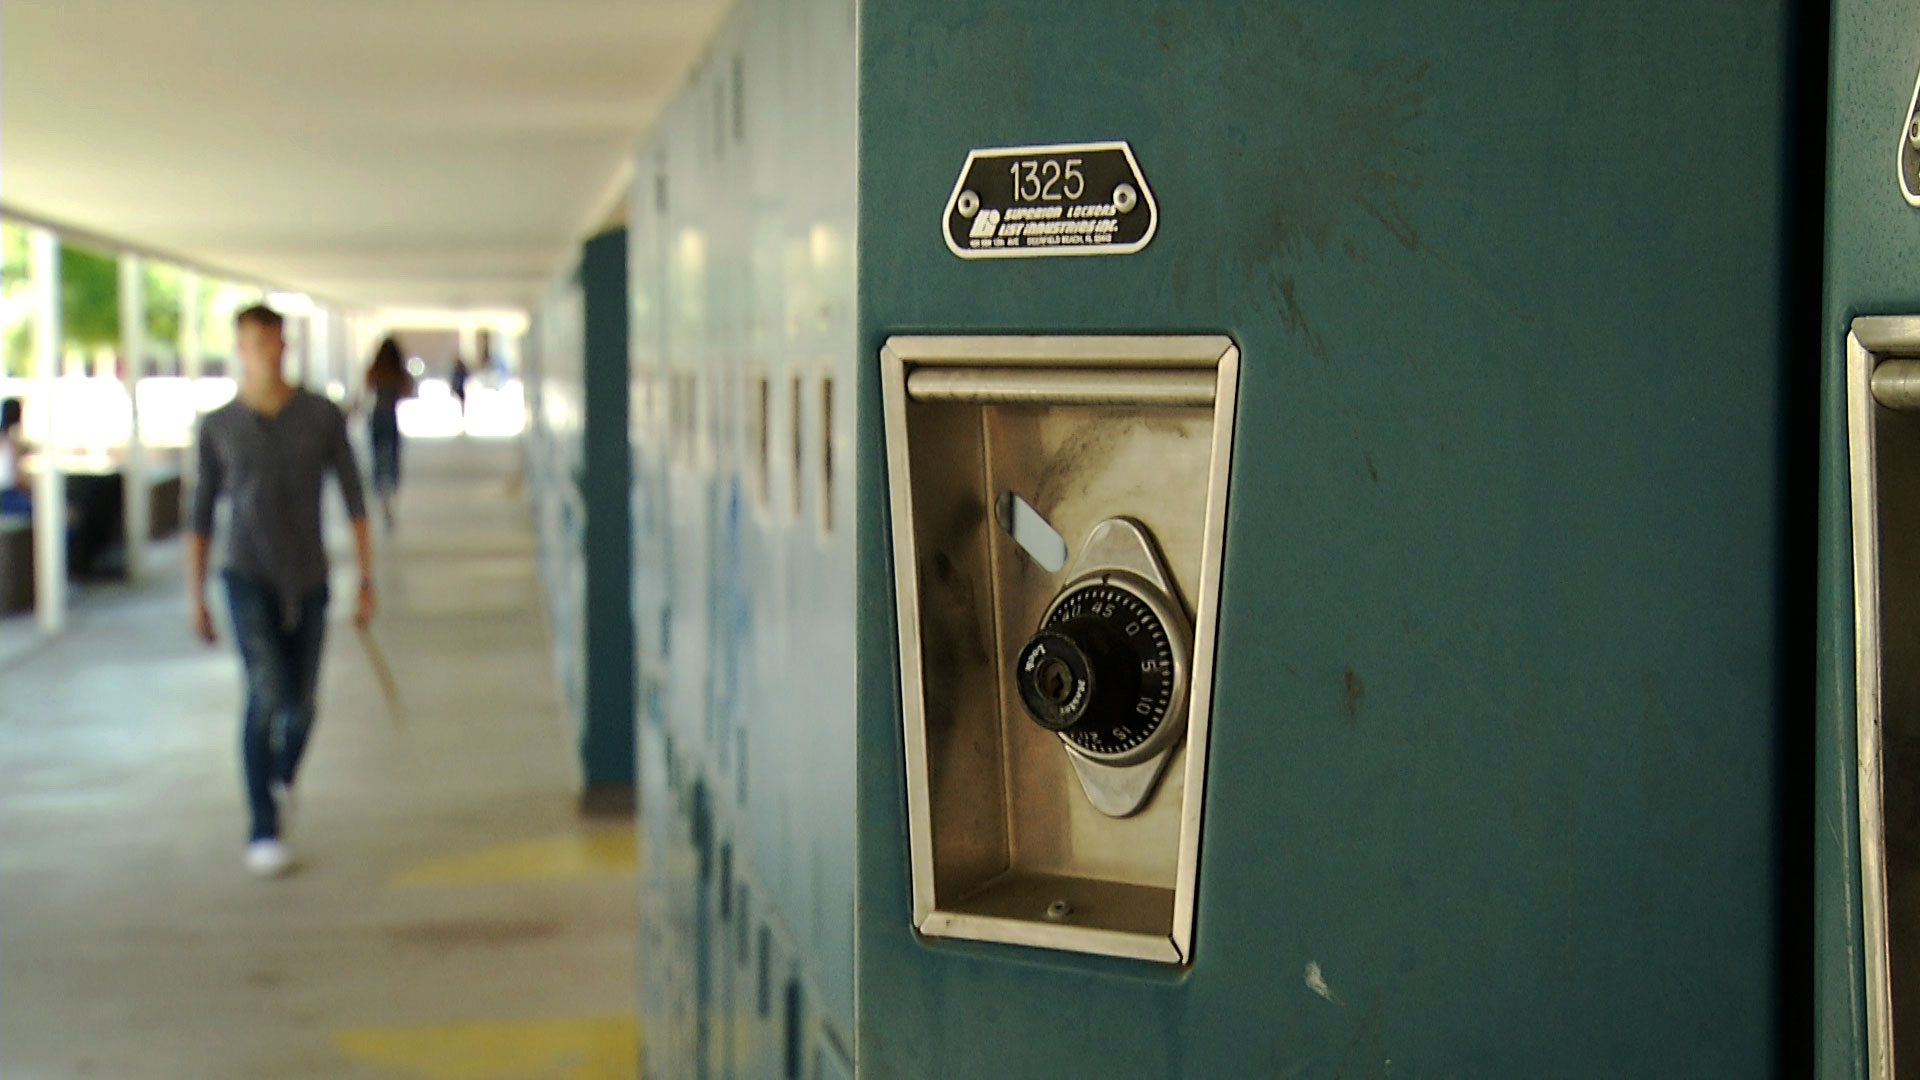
left=369, top=417, right=401, bottom=495
left=224, top=572, right=329, bottom=841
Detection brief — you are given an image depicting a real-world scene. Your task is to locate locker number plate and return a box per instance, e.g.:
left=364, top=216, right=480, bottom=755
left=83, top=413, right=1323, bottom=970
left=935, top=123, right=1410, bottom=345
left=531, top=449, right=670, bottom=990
left=943, top=141, right=1158, bottom=259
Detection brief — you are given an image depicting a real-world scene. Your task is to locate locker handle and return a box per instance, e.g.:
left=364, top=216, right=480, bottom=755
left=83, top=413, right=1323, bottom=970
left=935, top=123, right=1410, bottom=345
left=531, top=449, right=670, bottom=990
left=905, top=367, right=1215, bottom=407
left=1871, top=359, right=1920, bottom=411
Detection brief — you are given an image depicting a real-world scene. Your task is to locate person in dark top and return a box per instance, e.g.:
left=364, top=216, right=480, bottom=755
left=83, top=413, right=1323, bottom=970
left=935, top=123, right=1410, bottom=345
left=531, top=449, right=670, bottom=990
left=0, top=398, right=29, bottom=516
left=190, top=304, right=375, bottom=878
left=449, top=354, right=470, bottom=420
left=363, top=338, right=415, bottom=531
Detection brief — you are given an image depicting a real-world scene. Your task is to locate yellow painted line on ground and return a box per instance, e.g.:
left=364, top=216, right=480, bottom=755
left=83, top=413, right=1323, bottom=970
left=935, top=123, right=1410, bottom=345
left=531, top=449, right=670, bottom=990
left=334, top=1015, right=637, bottom=1080
left=390, top=827, right=637, bottom=889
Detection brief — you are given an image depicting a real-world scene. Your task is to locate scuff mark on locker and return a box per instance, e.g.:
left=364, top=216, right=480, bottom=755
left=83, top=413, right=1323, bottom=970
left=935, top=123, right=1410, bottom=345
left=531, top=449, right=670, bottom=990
left=1273, top=274, right=1326, bottom=357
left=1155, top=2, right=1535, bottom=347
left=1342, top=667, right=1366, bottom=724
left=1305, top=960, right=1343, bottom=1005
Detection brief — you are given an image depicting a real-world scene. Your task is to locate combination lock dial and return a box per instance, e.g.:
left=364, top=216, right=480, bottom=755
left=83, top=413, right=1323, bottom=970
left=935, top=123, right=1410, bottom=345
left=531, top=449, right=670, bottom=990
left=1012, top=518, right=1193, bottom=815
left=1017, top=581, right=1177, bottom=759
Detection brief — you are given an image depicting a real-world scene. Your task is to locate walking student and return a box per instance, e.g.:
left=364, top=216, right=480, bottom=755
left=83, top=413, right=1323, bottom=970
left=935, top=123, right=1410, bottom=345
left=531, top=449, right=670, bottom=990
left=0, top=398, right=31, bottom=516
left=189, top=304, right=375, bottom=878
left=363, top=337, right=415, bottom=530
left=449, top=353, right=470, bottom=419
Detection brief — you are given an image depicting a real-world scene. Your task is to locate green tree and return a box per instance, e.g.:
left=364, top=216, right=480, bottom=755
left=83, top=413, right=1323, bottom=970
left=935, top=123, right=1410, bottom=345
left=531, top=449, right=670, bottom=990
left=144, top=261, right=182, bottom=352
left=1, top=228, right=260, bottom=375
left=60, top=242, right=119, bottom=350
left=1, top=224, right=29, bottom=377
left=0, top=224, right=24, bottom=283
left=200, top=282, right=259, bottom=361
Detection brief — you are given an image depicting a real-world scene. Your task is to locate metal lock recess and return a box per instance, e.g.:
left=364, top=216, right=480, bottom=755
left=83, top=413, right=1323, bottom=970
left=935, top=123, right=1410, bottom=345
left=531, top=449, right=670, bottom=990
left=882, top=334, right=1238, bottom=964
left=1846, top=316, right=1920, bottom=1078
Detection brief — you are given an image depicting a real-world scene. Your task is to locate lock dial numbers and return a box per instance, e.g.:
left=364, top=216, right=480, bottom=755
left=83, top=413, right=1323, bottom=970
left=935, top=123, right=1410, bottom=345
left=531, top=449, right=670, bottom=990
left=1016, top=579, right=1177, bottom=759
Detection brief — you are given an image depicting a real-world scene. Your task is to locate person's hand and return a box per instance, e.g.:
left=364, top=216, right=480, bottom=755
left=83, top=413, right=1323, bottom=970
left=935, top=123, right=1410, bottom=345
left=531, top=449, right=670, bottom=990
left=190, top=598, right=217, bottom=644
left=355, top=580, right=376, bottom=628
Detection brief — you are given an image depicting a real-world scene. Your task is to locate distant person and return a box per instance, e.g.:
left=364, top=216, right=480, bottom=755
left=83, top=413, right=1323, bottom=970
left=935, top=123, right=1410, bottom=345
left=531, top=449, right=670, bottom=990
left=449, top=355, right=470, bottom=419
left=0, top=398, right=29, bottom=516
left=363, top=338, right=416, bottom=530
left=189, top=304, right=375, bottom=879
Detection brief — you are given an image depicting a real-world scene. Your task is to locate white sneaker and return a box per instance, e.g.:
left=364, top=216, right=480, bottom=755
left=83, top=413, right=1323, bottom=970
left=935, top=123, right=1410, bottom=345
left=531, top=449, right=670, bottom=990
left=271, top=782, right=296, bottom=837
left=245, top=839, right=294, bottom=878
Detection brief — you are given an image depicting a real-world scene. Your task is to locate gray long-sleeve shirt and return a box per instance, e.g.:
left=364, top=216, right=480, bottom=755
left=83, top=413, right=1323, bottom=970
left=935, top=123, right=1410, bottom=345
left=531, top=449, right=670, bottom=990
left=193, top=391, right=367, bottom=619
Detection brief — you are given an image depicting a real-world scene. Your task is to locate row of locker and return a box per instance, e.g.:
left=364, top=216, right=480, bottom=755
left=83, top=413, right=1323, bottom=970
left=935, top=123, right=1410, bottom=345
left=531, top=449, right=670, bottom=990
left=523, top=0, right=1920, bottom=1072
left=525, top=283, right=586, bottom=748
left=525, top=0, right=859, bottom=1073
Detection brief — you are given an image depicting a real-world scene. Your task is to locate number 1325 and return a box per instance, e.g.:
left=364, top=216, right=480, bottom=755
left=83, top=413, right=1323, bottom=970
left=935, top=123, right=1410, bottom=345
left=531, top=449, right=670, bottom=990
left=1009, top=158, right=1085, bottom=202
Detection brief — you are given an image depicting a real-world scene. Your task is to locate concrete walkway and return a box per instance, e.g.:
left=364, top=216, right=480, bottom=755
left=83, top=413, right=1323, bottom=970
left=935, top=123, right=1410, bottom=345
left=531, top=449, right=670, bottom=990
left=0, top=437, right=637, bottom=1080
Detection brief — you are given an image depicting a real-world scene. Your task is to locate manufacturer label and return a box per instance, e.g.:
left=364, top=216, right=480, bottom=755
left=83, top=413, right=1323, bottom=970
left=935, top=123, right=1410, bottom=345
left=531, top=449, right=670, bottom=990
left=942, top=141, right=1157, bottom=259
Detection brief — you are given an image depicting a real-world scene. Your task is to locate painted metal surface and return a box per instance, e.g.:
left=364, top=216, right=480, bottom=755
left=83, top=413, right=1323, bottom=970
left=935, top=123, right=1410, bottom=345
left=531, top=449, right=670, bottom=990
left=525, top=279, right=588, bottom=739
left=580, top=229, right=637, bottom=790
left=627, top=0, right=857, bottom=1075
left=1820, top=4, right=1920, bottom=1076
left=859, top=0, right=1820, bottom=1075
left=1844, top=321, right=1920, bottom=1078
left=523, top=228, right=636, bottom=794
left=881, top=335, right=1239, bottom=962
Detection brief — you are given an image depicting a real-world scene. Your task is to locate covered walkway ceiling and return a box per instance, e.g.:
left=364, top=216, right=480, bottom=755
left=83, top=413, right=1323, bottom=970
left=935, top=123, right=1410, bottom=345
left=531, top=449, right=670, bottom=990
left=0, top=0, right=732, bottom=312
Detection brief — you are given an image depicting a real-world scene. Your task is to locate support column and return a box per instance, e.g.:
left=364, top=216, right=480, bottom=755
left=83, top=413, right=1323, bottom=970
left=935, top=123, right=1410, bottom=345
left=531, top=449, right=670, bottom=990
left=500, top=321, right=522, bottom=377
left=118, top=253, right=147, bottom=581
left=29, top=229, right=66, bottom=634
left=311, top=308, right=332, bottom=398
left=458, top=319, right=479, bottom=369
left=289, top=312, right=310, bottom=388
left=342, top=313, right=357, bottom=394
left=179, top=272, right=202, bottom=525
left=180, top=274, right=203, bottom=405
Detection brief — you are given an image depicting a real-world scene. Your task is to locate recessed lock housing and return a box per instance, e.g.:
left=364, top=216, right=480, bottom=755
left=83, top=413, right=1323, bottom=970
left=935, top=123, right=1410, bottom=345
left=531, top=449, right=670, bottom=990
left=881, top=335, right=1238, bottom=964
left=1015, top=518, right=1191, bottom=817
left=1847, top=316, right=1920, bottom=1076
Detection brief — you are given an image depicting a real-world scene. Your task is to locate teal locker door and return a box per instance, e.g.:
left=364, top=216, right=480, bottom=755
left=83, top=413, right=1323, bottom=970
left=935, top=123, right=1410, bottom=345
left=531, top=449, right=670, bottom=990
left=1818, top=2, right=1920, bottom=1077
left=578, top=227, right=634, bottom=793
left=632, top=0, right=858, bottom=1076
left=859, top=0, right=1819, bottom=1075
